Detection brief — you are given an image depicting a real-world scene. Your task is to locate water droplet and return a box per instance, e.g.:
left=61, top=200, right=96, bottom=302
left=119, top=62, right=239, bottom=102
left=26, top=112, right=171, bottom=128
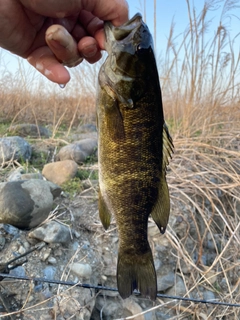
left=59, top=84, right=65, bottom=89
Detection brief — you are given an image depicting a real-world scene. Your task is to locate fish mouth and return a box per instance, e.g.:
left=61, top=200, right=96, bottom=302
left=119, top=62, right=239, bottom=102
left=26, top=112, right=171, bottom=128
left=103, top=13, right=153, bottom=78
left=104, top=13, right=143, bottom=43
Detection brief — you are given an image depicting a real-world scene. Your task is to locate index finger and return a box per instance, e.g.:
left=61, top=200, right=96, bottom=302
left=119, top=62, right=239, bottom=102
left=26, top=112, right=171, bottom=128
left=84, top=0, right=129, bottom=26
left=20, top=0, right=129, bottom=26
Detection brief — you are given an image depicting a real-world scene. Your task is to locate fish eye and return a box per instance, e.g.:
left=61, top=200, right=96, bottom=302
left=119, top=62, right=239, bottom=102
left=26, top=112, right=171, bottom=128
left=136, top=44, right=148, bottom=55
left=136, top=44, right=144, bottom=52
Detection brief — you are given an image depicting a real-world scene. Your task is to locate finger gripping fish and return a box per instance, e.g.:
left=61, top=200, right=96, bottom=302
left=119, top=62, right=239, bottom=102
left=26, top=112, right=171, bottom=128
left=97, top=13, right=174, bottom=300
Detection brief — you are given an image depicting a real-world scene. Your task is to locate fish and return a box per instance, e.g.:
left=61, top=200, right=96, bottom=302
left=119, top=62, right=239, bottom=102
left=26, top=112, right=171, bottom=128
left=97, top=13, right=174, bottom=300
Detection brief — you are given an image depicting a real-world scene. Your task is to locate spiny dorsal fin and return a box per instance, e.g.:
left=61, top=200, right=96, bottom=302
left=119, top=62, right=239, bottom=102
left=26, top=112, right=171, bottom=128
left=162, top=122, right=174, bottom=172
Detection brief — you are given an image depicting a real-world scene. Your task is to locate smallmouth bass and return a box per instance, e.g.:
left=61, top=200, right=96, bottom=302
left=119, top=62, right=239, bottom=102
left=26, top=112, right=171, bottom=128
left=97, top=13, right=174, bottom=300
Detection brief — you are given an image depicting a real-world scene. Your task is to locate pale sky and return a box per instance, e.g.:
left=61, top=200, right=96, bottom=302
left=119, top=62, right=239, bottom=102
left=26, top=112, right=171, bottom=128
left=0, top=0, right=239, bottom=82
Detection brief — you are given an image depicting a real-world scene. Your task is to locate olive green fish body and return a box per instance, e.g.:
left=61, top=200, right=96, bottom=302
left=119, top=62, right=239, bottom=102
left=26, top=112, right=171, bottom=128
left=97, top=13, right=173, bottom=300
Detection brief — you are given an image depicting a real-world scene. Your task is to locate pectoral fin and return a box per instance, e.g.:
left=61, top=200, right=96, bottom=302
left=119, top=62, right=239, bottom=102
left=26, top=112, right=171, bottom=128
left=98, top=190, right=111, bottom=230
left=103, top=85, right=125, bottom=141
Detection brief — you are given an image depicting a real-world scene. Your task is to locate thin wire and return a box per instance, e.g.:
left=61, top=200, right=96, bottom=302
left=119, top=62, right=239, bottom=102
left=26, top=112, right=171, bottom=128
left=0, top=273, right=239, bottom=308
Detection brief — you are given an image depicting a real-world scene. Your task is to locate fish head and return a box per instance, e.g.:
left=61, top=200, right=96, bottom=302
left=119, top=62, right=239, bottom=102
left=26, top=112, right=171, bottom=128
left=104, top=13, right=154, bottom=78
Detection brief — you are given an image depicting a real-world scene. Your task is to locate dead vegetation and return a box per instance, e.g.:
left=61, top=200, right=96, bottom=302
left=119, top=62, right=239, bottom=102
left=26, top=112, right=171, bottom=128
left=164, top=132, right=240, bottom=319
left=0, top=0, right=239, bottom=319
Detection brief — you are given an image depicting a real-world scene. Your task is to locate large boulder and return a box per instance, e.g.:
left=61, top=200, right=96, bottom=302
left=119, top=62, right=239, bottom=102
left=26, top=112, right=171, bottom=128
left=76, top=123, right=97, bottom=133
left=55, top=138, right=97, bottom=164
left=0, top=136, right=32, bottom=164
left=28, top=221, right=71, bottom=244
left=7, top=167, right=43, bottom=181
left=9, top=124, right=51, bottom=138
left=0, top=180, right=61, bottom=229
left=42, top=160, right=78, bottom=185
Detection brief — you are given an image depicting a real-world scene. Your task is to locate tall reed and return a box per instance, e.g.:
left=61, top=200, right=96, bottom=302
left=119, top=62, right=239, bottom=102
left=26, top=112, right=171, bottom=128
left=159, top=0, right=240, bottom=136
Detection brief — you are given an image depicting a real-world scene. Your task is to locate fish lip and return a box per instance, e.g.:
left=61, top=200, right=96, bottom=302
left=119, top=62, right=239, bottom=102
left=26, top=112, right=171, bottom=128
left=119, top=12, right=143, bottom=28
left=104, top=12, right=143, bottom=43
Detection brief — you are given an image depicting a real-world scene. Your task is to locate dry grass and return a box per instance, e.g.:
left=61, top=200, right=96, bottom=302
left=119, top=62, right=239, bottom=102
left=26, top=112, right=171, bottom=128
left=163, top=131, right=240, bottom=319
left=0, top=0, right=239, bottom=319
left=0, top=54, right=103, bottom=135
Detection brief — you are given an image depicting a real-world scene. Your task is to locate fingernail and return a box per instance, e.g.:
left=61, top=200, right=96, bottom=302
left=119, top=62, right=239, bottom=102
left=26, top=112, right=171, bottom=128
left=46, top=29, right=70, bottom=48
left=82, top=44, right=98, bottom=58
left=49, top=38, right=66, bottom=50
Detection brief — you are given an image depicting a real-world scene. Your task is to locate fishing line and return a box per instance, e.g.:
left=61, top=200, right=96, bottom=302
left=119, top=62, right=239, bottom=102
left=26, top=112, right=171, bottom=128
left=0, top=273, right=239, bottom=308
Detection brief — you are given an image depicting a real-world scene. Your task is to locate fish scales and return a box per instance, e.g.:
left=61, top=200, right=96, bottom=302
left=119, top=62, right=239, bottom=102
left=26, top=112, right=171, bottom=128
left=97, top=13, right=174, bottom=300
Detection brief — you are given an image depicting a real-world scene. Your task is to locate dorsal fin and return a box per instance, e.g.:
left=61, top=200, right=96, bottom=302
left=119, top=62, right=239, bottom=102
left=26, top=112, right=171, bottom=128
left=150, top=123, right=174, bottom=233
left=162, top=122, right=174, bottom=172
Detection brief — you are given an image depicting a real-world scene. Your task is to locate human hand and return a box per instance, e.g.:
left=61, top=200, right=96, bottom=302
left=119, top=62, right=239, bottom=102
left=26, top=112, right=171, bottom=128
left=0, top=0, right=128, bottom=84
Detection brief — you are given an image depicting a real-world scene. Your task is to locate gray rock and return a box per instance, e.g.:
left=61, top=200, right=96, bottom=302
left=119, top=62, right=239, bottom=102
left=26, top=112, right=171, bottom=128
left=9, top=124, right=51, bottom=138
left=0, top=136, right=32, bottom=164
left=43, top=266, right=56, bottom=280
left=70, top=132, right=98, bottom=141
left=2, top=224, right=19, bottom=236
left=73, top=230, right=81, bottom=238
left=201, top=255, right=207, bottom=266
left=56, top=287, right=95, bottom=320
left=122, top=298, right=144, bottom=319
left=55, top=138, right=97, bottom=164
left=0, top=235, right=5, bottom=249
left=47, top=181, right=62, bottom=199
left=77, top=124, right=97, bottom=133
left=154, top=258, right=162, bottom=271
left=40, top=247, right=52, bottom=261
left=7, top=168, right=43, bottom=182
left=157, top=265, right=175, bottom=291
left=82, top=179, right=99, bottom=190
left=48, top=257, right=57, bottom=264
left=155, top=311, right=172, bottom=319
left=41, top=286, right=53, bottom=299
left=21, top=173, right=44, bottom=180
left=95, top=297, right=123, bottom=317
left=102, top=250, right=117, bottom=276
left=28, top=221, right=71, bottom=244
left=42, top=160, right=78, bottom=185
left=203, top=290, right=216, bottom=301
left=166, top=275, right=187, bottom=297
left=18, top=245, right=26, bottom=254
left=7, top=167, right=25, bottom=181
left=34, top=283, right=43, bottom=292
left=70, top=263, right=92, bottom=279
left=220, top=278, right=228, bottom=290
left=71, top=241, right=80, bottom=251
left=9, top=266, right=26, bottom=277
left=0, top=180, right=61, bottom=229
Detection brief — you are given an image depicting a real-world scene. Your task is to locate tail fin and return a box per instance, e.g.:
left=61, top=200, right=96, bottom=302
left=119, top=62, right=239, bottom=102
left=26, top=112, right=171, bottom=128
left=117, top=249, right=157, bottom=300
